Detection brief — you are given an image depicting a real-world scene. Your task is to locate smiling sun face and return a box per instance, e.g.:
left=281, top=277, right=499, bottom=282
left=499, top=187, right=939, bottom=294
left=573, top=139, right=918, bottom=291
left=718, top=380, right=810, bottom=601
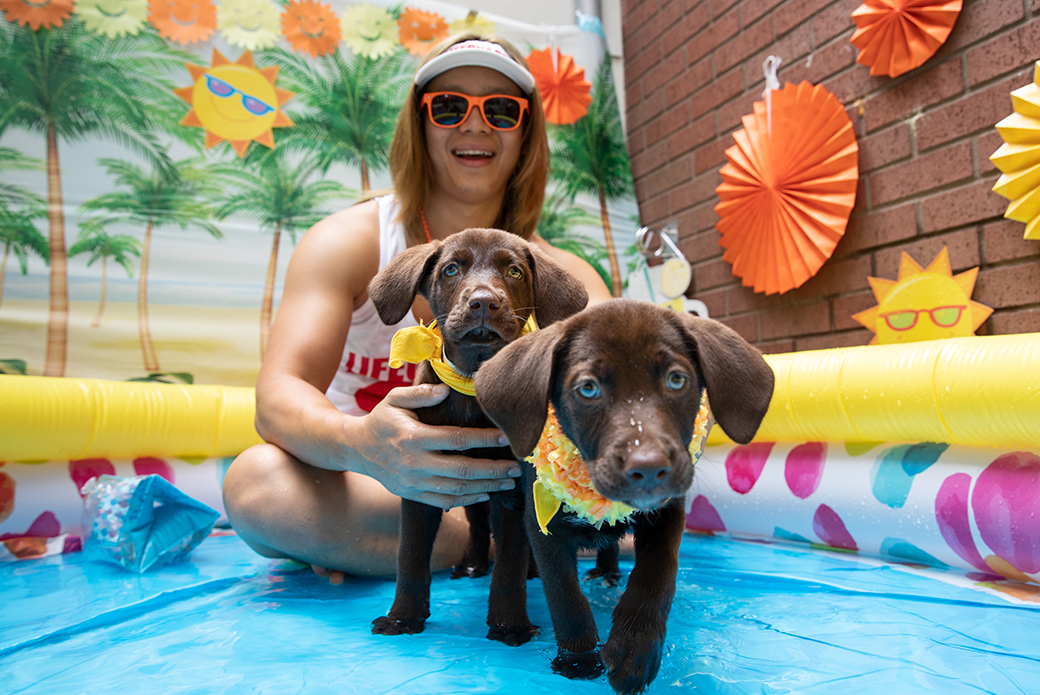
left=342, top=3, right=397, bottom=59
left=853, top=247, right=993, bottom=344
left=0, top=0, right=73, bottom=30
left=76, top=0, right=147, bottom=37
left=397, top=7, right=448, bottom=57
left=217, top=0, right=280, bottom=50
left=176, top=49, right=294, bottom=158
left=282, top=0, right=340, bottom=57
left=149, top=0, right=216, bottom=44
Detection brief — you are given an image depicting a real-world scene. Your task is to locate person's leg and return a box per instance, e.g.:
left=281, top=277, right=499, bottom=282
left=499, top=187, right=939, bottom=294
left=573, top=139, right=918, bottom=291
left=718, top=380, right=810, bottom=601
left=222, top=443, right=471, bottom=578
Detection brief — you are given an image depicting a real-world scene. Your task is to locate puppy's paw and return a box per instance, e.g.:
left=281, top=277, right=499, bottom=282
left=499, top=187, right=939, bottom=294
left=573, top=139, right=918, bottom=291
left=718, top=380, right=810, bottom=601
left=601, top=634, right=663, bottom=694
left=551, top=648, right=605, bottom=680
left=450, top=559, right=489, bottom=579
left=371, top=615, right=426, bottom=635
left=583, top=566, right=623, bottom=587
left=486, top=622, right=539, bottom=646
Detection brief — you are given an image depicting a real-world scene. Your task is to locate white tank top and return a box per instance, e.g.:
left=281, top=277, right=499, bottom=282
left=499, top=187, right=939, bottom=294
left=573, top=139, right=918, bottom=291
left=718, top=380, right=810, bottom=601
left=324, top=195, right=419, bottom=415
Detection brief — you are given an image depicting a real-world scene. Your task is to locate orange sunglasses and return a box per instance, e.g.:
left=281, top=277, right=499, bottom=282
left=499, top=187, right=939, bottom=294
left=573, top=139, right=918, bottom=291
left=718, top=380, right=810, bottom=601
left=421, top=91, right=529, bottom=131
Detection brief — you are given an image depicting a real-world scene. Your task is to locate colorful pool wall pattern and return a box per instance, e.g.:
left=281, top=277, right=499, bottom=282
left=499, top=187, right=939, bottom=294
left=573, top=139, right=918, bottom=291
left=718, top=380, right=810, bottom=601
left=687, top=441, right=1040, bottom=585
left=4, top=331, right=1040, bottom=591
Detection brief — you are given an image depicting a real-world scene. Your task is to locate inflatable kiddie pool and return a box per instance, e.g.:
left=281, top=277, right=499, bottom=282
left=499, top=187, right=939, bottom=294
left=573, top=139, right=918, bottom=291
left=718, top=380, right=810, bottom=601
left=2, top=332, right=1039, bottom=693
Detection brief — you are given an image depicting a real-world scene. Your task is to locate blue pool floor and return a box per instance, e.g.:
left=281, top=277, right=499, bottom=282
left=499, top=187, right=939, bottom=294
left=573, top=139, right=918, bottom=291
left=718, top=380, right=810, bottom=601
left=2, top=532, right=1038, bottom=695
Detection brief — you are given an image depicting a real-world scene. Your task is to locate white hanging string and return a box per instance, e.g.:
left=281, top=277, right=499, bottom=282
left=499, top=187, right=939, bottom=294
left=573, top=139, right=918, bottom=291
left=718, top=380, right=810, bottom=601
left=549, top=31, right=558, bottom=75
left=762, top=55, right=782, bottom=140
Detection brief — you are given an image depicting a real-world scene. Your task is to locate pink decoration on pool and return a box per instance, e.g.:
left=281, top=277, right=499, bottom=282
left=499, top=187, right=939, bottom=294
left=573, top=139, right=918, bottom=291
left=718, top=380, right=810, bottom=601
left=725, top=442, right=774, bottom=494
left=0, top=510, right=60, bottom=540
left=134, top=457, right=175, bottom=483
left=935, top=472, right=990, bottom=573
left=686, top=494, right=727, bottom=532
left=812, top=504, right=858, bottom=550
left=69, top=459, right=116, bottom=497
left=972, top=452, right=1040, bottom=575
left=785, top=442, right=826, bottom=499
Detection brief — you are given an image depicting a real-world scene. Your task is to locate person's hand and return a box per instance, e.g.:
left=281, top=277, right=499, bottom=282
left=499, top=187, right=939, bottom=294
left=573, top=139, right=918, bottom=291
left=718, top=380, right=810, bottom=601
left=352, top=383, right=521, bottom=509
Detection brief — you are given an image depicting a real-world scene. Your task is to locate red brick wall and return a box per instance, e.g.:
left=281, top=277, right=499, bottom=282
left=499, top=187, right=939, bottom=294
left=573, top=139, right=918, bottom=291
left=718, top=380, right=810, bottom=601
left=621, top=0, right=1040, bottom=352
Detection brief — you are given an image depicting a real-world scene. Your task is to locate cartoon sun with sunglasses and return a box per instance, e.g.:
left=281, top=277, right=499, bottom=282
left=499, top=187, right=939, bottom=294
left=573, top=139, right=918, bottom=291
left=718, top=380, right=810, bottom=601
left=853, top=247, right=992, bottom=344
left=175, top=49, right=294, bottom=157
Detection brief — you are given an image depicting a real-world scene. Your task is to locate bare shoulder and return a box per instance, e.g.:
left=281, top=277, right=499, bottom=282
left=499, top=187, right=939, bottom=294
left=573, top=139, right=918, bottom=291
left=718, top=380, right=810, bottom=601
left=530, top=234, right=613, bottom=304
left=289, top=199, right=381, bottom=302
left=262, top=199, right=381, bottom=390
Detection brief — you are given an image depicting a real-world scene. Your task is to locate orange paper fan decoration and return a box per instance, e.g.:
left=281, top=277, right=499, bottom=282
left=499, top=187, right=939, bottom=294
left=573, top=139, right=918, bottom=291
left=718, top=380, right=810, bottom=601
left=850, top=0, right=962, bottom=78
left=149, top=0, right=217, bottom=45
left=0, top=0, right=73, bottom=30
left=714, top=81, right=859, bottom=296
left=527, top=47, right=592, bottom=125
left=397, top=7, right=448, bottom=57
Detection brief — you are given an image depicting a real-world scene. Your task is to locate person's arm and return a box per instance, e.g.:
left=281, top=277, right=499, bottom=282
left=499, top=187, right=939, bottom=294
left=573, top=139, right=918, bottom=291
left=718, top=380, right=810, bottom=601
left=530, top=234, right=614, bottom=304
left=255, top=202, right=519, bottom=508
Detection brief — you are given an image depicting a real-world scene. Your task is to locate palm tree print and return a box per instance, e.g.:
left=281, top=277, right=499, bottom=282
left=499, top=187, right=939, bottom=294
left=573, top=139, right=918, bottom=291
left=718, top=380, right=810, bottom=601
left=210, top=145, right=350, bottom=357
left=0, top=146, right=48, bottom=309
left=79, top=156, right=222, bottom=371
left=0, top=220, right=49, bottom=310
left=548, top=57, right=635, bottom=297
left=0, top=18, right=198, bottom=375
left=259, top=46, right=413, bottom=192
left=68, top=221, right=141, bottom=327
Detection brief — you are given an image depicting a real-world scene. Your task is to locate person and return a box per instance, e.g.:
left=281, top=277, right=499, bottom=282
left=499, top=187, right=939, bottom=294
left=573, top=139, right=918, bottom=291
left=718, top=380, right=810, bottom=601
left=222, top=34, right=612, bottom=583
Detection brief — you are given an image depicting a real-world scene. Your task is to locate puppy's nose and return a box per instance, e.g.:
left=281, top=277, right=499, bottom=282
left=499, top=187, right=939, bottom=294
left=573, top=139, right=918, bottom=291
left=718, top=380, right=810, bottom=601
left=624, top=448, right=671, bottom=485
left=468, top=289, right=501, bottom=317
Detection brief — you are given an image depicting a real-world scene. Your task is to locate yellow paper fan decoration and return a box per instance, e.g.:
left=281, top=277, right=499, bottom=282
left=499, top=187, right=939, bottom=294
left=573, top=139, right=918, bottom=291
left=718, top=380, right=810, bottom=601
left=175, top=49, right=295, bottom=158
left=76, top=0, right=147, bottom=37
left=281, top=0, right=341, bottom=57
left=342, top=3, right=398, bottom=59
left=991, top=61, right=1040, bottom=240
left=448, top=10, right=494, bottom=36
left=149, top=0, right=217, bottom=45
left=397, top=6, right=449, bottom=57
left=217, top=0, right=281, bottom=50
left=852, top=247, right=992, bottom=344
left=0, top=0, right=73, bottom=30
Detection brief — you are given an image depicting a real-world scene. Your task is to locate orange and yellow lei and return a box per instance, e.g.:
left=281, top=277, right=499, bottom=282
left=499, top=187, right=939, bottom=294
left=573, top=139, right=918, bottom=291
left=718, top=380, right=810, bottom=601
left=527, top=391, right=713, bottom=535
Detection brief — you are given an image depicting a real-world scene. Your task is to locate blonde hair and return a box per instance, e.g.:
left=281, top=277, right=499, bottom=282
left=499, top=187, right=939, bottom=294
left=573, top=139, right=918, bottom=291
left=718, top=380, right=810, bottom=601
left=388, top=32, right=549, bottom=244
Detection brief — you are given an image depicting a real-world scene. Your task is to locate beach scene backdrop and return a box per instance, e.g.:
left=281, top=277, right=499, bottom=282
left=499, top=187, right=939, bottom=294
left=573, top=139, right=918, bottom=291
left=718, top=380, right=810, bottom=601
left=0, top=0, right=638, bottom=386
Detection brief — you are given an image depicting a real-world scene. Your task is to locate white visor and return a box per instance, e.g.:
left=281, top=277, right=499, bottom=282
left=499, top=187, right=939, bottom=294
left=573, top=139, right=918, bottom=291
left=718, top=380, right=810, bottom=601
left=414, top=40, right=536, bottom=95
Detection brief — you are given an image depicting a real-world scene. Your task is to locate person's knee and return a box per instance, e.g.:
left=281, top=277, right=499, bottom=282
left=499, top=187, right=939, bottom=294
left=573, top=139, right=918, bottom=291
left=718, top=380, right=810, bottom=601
left=222, top=444, right=297, bottom=558
left=222, top=444, right=286, bottom=528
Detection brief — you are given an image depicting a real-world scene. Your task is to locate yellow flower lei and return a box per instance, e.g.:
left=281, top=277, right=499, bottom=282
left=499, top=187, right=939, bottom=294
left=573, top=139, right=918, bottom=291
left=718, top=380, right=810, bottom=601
left=527, top=391, right=713, bottom=535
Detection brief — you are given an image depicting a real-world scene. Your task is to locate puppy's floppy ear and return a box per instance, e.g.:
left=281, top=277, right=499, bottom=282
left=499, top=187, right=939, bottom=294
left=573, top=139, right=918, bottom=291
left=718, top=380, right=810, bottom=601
left=525, top=245, right=588, bottom=326
left=368, top=241, right=442, bottom=325
left=676, top=313, right=775, bottom=444
left=475, top=321, right=569, bottom=460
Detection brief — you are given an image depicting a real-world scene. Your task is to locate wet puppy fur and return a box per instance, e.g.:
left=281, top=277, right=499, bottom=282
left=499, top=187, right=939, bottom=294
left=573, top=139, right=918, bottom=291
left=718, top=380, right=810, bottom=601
left=367, top=227, right=588, bottom=644
left=475, top=299, right=775, bottom=693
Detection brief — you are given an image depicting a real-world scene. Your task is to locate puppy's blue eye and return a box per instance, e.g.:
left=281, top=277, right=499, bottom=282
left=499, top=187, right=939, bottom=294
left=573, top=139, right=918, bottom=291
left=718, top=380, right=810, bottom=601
left=507, top=266, right=522, bottom=279
left=577, top=381, right=601, bottom=399
left=666, top=372, right=688, bottom=390
left=442, top=263, right=459, bottom=277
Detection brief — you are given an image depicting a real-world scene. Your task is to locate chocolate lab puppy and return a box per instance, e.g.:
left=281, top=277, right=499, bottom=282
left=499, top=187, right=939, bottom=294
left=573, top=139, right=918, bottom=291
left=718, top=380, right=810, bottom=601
left=475, top=299, right=774, bottom=693
left=367, top=227, right=588, bottom=644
